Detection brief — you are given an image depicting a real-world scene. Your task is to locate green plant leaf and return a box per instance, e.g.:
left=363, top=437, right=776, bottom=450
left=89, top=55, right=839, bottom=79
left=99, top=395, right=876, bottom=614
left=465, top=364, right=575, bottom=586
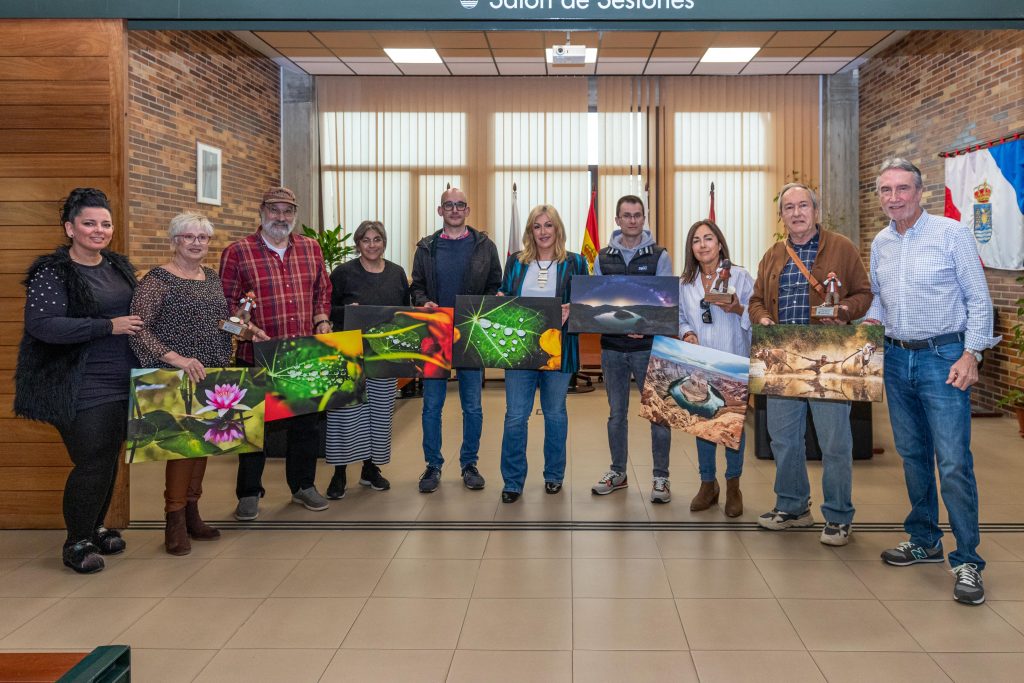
left=127, top=410, right=181, bottom=444
left=156, top=432, right=223, bottom=458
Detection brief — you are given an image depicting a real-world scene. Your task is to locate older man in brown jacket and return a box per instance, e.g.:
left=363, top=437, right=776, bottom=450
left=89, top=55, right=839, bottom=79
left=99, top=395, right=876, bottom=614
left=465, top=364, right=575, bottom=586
left=749, top=182, right=871, bottom=547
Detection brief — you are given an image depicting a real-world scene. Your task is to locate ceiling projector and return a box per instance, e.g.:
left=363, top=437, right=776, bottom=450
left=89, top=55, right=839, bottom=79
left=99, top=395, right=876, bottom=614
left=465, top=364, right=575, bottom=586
left=551, top=44, right=586, bottom=65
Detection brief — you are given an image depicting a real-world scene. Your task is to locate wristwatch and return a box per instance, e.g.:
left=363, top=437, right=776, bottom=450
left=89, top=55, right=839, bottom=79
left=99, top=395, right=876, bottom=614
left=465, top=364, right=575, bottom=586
left=965, top=349, right=983, bottom=363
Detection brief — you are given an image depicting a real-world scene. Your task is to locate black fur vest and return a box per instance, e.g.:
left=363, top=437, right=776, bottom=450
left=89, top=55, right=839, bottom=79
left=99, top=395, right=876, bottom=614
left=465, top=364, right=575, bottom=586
left=14, top=247, right=137, bottom=429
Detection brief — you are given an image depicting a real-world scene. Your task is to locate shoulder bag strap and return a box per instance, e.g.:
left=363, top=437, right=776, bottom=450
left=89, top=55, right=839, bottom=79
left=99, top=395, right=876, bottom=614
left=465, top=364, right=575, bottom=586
left=783, top=242, right=825, bottom=295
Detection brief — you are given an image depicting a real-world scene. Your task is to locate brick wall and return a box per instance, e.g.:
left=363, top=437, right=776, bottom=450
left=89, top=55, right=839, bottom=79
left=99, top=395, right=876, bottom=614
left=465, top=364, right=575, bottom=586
left=859, top=30, right=1024, bottom=413
left=127, top=31, right=280, bottom=272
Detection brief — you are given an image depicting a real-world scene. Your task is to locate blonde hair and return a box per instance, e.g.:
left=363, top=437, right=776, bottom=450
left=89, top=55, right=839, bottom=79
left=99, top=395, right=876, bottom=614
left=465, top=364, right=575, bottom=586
left=519, top=204, right=567, bottom=264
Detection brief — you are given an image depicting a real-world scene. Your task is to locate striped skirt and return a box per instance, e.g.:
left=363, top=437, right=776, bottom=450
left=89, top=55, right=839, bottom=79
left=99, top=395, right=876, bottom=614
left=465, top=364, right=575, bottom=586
left=324, top=377, right=398, bottom=466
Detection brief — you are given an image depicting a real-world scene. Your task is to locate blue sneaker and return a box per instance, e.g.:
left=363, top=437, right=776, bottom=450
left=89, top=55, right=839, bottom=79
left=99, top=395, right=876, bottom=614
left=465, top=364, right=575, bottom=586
left=881, top=541, right=944, bottom=566
left=419, top=466, right=441, bottom=493
left=461, top=464, right=485, bottom=490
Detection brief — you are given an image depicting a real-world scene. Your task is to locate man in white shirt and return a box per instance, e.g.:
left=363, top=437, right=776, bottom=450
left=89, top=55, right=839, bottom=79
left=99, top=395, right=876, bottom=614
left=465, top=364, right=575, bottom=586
left=865, top=157, right=1000, bottom=605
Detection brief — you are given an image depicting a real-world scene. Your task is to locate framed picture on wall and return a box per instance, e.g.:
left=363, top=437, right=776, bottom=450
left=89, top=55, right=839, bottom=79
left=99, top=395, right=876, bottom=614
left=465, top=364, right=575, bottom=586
left=196, top=141, right=222, bottom=205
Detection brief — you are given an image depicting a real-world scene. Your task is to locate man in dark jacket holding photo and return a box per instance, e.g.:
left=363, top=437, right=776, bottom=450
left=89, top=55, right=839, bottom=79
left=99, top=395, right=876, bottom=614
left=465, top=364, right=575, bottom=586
left=410, top=187, right=502, bottom=493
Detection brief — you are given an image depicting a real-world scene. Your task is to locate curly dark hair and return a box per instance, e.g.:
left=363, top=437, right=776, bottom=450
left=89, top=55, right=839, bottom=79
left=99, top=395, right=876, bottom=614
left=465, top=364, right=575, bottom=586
left=60, top=187, right=111, bottom=225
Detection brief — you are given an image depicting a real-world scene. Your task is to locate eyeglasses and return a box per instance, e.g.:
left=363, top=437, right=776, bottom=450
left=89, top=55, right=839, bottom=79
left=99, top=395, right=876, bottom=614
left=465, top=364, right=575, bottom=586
left=264, top=206, right=297, bottom=218
left=618, top=212, right=645, bottom=222
left=441, top=201, right=468, bottom=211
left=700, top=299, right=713, bottom=324
left=176, top=233, right=211, bottom=244
left=359, top=236, right=383, bottom=245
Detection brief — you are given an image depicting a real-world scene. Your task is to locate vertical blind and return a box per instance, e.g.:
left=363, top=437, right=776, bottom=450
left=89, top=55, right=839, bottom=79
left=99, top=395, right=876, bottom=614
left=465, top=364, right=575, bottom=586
left=318, top=75, right=820, bottom=276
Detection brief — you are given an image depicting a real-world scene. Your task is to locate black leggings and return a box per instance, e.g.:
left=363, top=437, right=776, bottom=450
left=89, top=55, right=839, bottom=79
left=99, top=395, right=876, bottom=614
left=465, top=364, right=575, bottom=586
left=57, top=401, right=127, bottom=545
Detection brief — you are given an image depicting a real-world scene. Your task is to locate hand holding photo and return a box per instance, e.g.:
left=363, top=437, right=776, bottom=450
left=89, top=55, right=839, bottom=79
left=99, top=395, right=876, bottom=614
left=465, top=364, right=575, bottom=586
left=453, top=295, right=562, bottom=370
left=344, top=305, right=454, bottom=379
left=127, top=368, right=266, bottom=463
left=750, top=324, right=885, bottom=401
left=568, top=275, right=679, bottom=336
left=639, top=336, right=749, bottom=450
left=253, top=330, right=366, bottom=421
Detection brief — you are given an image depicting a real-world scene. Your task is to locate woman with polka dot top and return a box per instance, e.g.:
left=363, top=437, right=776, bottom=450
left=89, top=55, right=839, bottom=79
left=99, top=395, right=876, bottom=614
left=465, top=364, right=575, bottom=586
left=14, top=188, right=142, bottom=575
left=129, top=212, right=267, bottom=556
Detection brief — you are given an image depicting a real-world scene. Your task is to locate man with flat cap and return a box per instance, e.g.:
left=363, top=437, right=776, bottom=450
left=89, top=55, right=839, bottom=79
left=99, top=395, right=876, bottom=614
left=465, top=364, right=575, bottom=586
left=220, top=186, right=333, bottom=520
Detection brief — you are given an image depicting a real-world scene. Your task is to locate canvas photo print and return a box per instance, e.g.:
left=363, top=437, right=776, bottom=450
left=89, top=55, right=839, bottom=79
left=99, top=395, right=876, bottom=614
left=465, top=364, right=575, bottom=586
left=568, top=275, right=679, bottom=336
left=453, top=295, right=562, bottom=370
left=344, top=305, right=454, bottom=379
left=750, top=324, right=885, bottom=402
left=639, top=336, right=750, bottom=450
left=127, top=368, right=266, bottom=463
left=253, top=330, right=366, bottom=421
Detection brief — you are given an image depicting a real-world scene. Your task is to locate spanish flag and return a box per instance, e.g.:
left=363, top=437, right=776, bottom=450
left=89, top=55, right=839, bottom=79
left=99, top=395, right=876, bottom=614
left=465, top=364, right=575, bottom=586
left=580, top=191, right=600, bottom=273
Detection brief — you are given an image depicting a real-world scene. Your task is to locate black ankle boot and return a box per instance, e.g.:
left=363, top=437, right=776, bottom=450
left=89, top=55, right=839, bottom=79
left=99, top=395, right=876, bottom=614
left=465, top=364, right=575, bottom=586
left=326, top=466, right=347, bottom=500
left=63, top=540, right=105, bottom=574
left=93, top=527, right=126, bottom=555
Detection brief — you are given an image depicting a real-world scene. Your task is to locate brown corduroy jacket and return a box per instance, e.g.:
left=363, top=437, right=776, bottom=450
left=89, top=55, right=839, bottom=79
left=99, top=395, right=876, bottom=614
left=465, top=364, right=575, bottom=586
left=748, top=226, right=872, bottom=325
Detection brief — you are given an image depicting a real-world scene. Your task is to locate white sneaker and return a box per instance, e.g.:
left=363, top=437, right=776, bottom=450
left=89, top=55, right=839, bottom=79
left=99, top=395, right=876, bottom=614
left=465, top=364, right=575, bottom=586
left=820, top=522, right=851, bottom=546
left=651, top=477, right=671, bottom=504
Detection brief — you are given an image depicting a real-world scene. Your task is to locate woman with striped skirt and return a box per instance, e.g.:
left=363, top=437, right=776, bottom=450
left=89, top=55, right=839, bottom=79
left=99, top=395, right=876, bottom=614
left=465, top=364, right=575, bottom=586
left=325, top=221, right=410, bottom=499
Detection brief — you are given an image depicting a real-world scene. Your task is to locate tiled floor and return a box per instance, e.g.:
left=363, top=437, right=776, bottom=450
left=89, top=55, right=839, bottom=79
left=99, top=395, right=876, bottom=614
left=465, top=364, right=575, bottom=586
left=1, top=383, right=1023, bottom=681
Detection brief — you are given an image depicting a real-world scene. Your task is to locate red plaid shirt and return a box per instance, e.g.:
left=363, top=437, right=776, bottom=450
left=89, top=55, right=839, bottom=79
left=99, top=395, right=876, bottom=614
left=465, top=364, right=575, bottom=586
left=219, top=229, right=332, bottom=363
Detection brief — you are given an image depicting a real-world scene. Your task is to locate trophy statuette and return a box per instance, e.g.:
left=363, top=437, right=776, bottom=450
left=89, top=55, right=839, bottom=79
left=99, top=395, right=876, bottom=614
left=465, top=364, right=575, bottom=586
left=219, top=291, right=257, bottom=340
left=704, top=258, right=734, bottom=305
left=812, top=271, right=842, bottom=319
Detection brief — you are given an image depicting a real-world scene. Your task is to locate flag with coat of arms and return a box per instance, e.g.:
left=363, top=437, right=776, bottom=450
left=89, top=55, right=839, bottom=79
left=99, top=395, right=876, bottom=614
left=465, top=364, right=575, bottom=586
left=580, top=191, right=600, bottom=273
left=944, top=135, right=1024, bottom=270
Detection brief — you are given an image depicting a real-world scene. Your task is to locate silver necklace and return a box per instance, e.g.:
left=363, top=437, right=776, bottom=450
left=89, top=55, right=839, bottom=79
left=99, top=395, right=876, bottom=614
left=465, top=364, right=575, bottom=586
left=536, top=260, right=554, bottom=287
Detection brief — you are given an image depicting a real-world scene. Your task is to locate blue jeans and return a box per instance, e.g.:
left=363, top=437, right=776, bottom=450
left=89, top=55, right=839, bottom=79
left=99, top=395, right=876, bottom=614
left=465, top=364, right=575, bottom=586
left=421, top=369, right=483, bottom=470
left=884, top=339, right=983, bottom=569
left=602, top=349, right=671, bottom=478
left=499, top=370, right=572, bottom=493
left=696, top=431, right=746, bottom=481
left=766, top=396, right=854, bottom=524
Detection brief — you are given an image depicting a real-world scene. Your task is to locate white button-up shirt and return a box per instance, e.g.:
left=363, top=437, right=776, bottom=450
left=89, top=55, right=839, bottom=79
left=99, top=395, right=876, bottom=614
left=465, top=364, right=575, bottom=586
left=866, top=210, right=1000, bottom=351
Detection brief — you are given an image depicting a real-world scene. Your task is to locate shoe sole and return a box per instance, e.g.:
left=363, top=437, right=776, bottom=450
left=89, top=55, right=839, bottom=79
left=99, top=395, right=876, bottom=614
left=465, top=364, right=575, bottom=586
left=63, top=559, right=104, bottom=574
left=591, top=484, right=628, bottom=495
left=882, top=555, right=945, bottom=567
left=419, top=483, right=439, bottom=493
left=757, top=516, right=814, bottom=530
left=360, top=479, right=391, bottom=491
left=820, top=535, right=850, bottom=546
left=954, top=593, right=985, bottom=605
left=234, top=512, right=258, bottom=521
left=651, top=495, right=671, bottom=504
left=291, top=498, right=329, bottom=511
left=463, top=482, right=485, bottom=490
left=326, top=491, right=346, bottom=500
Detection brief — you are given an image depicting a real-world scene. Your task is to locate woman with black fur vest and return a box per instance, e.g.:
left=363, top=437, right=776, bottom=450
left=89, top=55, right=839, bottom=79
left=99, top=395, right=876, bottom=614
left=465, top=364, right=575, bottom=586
left=14, top=188, right=143, bottom=574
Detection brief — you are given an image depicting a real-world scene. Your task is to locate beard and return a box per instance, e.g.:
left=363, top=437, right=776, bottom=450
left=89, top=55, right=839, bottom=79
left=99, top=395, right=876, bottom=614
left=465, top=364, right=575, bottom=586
left=262, top=218, right=294, bottom=242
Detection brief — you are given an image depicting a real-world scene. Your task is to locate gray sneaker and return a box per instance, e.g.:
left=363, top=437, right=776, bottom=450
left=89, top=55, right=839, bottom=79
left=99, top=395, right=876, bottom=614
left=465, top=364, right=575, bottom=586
left=291, top=486, right=330, bottom=511
left=757, top=507, right=814, bottom=530
left=234, top=496, right=259, bottom=521
left=651, top=477, right=671, bottom=504
left=592, top=470, right=628, bottom=495
left=951, top=563, right=985, bottom=605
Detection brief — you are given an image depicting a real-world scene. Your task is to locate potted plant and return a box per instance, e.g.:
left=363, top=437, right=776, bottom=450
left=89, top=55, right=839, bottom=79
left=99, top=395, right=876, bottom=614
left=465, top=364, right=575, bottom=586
left=301, top=223, right=355, bottom=271
left=996, top=274, right=1024, bottom=437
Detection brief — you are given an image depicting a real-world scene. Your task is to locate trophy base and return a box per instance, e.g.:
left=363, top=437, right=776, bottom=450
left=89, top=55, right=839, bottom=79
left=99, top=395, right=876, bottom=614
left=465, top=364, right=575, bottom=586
left=811, top=305, right=838, bottom=319
left=704, top=291, right=733, bottom=305
left=219, top=319, right=254, bottom=341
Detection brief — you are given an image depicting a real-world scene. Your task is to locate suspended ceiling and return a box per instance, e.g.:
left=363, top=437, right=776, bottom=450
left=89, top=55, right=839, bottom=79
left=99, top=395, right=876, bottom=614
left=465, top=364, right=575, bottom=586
left=242, top=30, right=903, bottom=77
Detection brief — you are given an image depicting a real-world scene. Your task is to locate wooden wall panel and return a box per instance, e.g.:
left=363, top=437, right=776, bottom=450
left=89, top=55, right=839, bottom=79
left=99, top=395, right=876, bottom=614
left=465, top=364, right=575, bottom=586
left=0, top=19, right=127, bottom=530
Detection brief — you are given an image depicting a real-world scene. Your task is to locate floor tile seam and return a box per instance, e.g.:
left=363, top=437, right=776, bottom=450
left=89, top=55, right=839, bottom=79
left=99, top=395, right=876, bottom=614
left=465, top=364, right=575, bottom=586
left=984, top=600, right=1024, bottom=639
left=0, top=594, right=156, bottom=648
left=776, top=597, right=924, bottom=654
left=0, top=596, right=61, bottom=643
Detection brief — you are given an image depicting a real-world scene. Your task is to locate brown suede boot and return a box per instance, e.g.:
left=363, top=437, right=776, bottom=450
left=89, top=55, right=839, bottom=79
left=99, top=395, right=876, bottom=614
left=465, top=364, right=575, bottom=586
left=165, top=509, right=191, bottom=556
left=689, top=480, right=720, bottom=511
left=724, top=477, right=743, bottom=518
left=185, top=500, right=220, bottom=541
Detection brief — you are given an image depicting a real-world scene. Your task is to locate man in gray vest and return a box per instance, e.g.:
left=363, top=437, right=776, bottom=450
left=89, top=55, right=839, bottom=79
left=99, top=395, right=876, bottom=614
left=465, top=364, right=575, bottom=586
left=591, top=195, right=674, bottom=503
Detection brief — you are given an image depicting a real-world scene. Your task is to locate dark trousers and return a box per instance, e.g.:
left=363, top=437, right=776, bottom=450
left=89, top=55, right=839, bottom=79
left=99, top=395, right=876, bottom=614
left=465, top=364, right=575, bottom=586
left=236, top=411, right=321, bottom=499
left=57, top=401, right=128, bottom=545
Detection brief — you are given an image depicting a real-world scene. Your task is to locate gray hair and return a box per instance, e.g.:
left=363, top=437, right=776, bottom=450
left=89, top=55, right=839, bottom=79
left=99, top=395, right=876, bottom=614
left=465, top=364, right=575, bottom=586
left=168, top=212, right=213, bottom=245
left=777, top=182, right=819, bottom=218
left=876, top=157, right=924, bottom=192
left=354, top=220, right=387, bottom=248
